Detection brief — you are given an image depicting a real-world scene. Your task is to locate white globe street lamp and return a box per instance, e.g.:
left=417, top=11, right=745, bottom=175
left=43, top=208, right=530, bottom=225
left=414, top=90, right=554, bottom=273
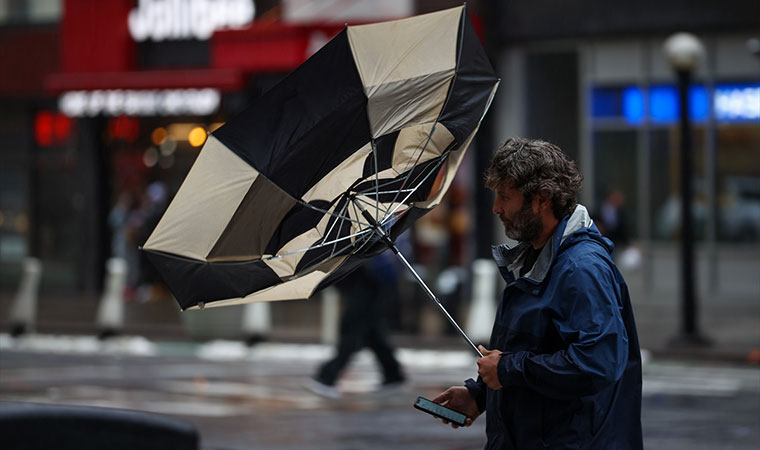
left=664, top=32, right=705, bottom=72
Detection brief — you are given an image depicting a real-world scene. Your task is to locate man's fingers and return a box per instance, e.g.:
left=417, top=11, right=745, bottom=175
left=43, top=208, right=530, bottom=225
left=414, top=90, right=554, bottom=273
left=439, top=417, right=461, bottom=429
left=431, top=391, right=449, bottom=404
left=478, top=345, right=501, bottom=356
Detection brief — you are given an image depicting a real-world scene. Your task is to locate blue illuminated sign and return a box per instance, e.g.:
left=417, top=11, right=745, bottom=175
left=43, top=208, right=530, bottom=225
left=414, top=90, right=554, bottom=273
left=646, top=85, right=708, bottom=123
left=648, top=86, right=678, bottom=122
left=715, top=84, right=760, bottom=121
left=592, top=82, right=759, bottom=124
left=622, top=87, right=644, bottom=124
left=691, top=86, right=709, bottom=121
left=592, top=87, right=622, bottom=118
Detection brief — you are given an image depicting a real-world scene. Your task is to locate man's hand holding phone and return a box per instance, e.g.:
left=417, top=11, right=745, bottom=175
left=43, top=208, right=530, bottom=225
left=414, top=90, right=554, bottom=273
left=430, top=386, right=480, bottom=429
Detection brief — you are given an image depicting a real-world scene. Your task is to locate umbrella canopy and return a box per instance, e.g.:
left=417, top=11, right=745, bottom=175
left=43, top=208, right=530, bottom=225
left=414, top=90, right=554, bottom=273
left=142, top=6, right=499, bottom=311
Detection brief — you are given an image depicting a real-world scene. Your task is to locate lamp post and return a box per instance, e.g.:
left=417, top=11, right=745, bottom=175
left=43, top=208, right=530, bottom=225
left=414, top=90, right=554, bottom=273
left=663, top=32, right=710, bottom=348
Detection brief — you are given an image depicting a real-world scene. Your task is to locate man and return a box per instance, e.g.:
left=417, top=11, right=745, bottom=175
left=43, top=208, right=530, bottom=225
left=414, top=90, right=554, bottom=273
left=433, top=138, right=642, bottom=449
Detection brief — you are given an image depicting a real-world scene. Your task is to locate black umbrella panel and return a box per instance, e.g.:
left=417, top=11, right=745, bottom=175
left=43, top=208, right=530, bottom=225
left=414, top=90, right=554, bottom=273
left=142, top=6, right=499, bottom=355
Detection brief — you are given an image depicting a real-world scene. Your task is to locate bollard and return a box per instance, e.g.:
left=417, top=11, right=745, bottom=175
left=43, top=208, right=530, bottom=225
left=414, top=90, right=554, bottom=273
left=320, top=287, right=340, bottom=345
left=465, top=259, right=498, bottom=345
left=9, top=258, right=43, bottom=337
left=96, top=257, right=128, bottom=339
left=242, top=301, right=271, bottom=346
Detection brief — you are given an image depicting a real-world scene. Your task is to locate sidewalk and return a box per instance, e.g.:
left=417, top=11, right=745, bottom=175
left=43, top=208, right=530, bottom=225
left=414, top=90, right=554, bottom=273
left=1, top=288, right=757, bottom=365
left=620, top=246, right=760, bottom=363
left=1, top=245, right=758, bottom=364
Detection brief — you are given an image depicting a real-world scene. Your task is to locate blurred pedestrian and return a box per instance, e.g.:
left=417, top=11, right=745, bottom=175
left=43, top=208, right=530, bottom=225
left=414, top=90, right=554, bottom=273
left=108, top=190, right=140, bottom=301
left=306, top=252, right=406, bottom=398
left=128, top=181, right=170, bottom=302
left=432, top=138, right=642, bottom=449
left=595, top=187, right=629, bottom=247
left=108, top=191, right=132, bottom=260
left=595, top=188, right=644, bottom=271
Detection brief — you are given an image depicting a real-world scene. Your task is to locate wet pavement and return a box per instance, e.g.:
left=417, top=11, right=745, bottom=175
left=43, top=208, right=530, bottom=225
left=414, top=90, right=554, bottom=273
left=1, top=335, right=759, bottom=449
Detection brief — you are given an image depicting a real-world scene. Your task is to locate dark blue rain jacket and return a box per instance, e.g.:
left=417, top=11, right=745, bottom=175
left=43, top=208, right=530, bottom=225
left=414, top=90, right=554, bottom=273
left=465, top=206, right=642, bottom=449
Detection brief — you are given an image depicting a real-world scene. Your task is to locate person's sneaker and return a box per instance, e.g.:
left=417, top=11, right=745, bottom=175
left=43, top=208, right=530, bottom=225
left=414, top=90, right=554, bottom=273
left=304, top=377, right=340, bottom=399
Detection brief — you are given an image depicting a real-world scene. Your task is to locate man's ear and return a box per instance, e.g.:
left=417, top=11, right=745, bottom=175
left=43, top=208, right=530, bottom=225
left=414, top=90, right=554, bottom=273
left=536, top=190, right=551, bottom=211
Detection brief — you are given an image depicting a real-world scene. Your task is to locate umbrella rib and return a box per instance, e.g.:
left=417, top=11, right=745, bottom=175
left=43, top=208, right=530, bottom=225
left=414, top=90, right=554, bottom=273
left=322, top=198, right=350, bottom=249
left=351, top=226, right=377, bottom=255
left=263, top=229, right=373, bottom=262
left=351, top=194, right=379, bottom=213
left=371, top=139, right=380, bottom=222
left=383, top=151, right=449, bottom=220
left=295, top=198, right=365, bottom=227
left=349, top=198, right=373, bottom=246
left=401, top=147, right=450, bottom=192
left=354, top=175, right=413, bottom=193
left=269, top=199, right=375, bottom=262
left=330, top=200, right=354, bottom=258
left=350, top=146, right=447, bottom=229
left=353, top=188, right=415, bottom=196
left=351, top=194, right=398, bottom=232
left=280, top=231, right=375, bottom=284
left=378, top=124, right=438, bottom=222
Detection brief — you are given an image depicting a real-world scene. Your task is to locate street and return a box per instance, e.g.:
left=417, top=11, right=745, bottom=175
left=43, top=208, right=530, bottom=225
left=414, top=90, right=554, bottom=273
left=1, top=336, right=758, bottom=450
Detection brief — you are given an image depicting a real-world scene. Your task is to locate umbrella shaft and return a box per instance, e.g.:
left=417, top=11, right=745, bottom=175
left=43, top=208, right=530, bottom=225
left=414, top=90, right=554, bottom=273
left=393, top=250, right=483, bottom=358
left=355, top=202, right=482, bottom=357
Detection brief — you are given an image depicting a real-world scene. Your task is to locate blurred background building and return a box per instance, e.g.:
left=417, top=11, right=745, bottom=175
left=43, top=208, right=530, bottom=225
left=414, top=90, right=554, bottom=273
left=0, top=0, right=758, bottom=342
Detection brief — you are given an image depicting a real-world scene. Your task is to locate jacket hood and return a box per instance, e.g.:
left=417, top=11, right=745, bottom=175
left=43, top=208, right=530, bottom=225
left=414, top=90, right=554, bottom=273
left=492, top=205, right=611, bottom=284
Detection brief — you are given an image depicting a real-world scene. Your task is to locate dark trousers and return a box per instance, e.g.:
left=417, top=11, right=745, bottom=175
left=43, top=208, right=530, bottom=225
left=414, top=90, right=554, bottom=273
left=316, top=269, right=403, bottom=385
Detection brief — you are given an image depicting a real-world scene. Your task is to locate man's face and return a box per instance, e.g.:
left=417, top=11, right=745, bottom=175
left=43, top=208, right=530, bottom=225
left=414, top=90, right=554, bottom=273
left=492, top=186, right=543, bottom=243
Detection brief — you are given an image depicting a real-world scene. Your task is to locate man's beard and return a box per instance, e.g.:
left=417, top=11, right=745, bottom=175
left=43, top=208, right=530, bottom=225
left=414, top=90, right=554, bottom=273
left=500, top=199, right=543, bottom=243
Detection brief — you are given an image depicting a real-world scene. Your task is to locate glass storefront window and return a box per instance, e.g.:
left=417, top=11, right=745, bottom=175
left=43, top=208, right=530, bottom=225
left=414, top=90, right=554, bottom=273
left=716, top=124, right=760, bottom=243
left=592, top=130, right=639, bottom=242
left=0, top=107, right=32, bottom=288
left=649, top=127, right=707, bottom=242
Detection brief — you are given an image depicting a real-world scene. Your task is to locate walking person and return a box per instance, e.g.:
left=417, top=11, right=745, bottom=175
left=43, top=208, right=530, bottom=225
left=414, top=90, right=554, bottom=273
left=432, top=138, right=643, bottom=449
left=595, top=187, right=629, bottom=248
left=306, top=252, right=406, bottom=398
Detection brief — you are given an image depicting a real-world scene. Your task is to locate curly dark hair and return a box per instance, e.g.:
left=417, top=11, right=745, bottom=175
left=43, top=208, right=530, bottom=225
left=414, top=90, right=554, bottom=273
left=484, top=138, right=583, bottom=219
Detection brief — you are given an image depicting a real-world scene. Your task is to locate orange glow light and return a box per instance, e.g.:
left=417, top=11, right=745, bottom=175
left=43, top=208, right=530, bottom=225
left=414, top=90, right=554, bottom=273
left=188, top=127, right=207, bottom=147
left=151, top=127, right=168, bottom=146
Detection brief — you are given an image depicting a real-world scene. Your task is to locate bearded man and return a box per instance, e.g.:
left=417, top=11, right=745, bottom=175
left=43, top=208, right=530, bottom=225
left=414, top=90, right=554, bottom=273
left=432, top=138, right=643, bottom=450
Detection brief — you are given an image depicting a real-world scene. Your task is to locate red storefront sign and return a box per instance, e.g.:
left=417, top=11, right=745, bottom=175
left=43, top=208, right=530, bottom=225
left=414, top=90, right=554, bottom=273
left=45, top=0, right=343, bottom=94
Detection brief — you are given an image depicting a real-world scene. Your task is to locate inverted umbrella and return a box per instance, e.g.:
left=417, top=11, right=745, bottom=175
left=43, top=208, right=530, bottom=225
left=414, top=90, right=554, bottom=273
left=142, top=6, right=499, bottom=355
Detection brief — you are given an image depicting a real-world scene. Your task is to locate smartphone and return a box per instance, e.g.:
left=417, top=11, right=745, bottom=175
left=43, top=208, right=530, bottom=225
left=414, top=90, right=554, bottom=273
left=413, top=396, right=468, bottom=426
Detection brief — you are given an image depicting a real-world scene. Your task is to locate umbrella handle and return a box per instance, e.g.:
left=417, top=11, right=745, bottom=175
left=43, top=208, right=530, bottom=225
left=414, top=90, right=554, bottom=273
left=359, top=209, right=484, bottom=358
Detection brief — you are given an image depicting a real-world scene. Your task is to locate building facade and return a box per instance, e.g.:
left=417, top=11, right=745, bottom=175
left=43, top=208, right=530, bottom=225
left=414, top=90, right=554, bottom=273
left=483, top=0, right=759, bottom=296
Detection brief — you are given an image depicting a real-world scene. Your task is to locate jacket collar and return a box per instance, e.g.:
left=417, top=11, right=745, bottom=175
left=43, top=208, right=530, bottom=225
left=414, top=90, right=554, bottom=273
left=492, top=205, right=594, bottom=285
